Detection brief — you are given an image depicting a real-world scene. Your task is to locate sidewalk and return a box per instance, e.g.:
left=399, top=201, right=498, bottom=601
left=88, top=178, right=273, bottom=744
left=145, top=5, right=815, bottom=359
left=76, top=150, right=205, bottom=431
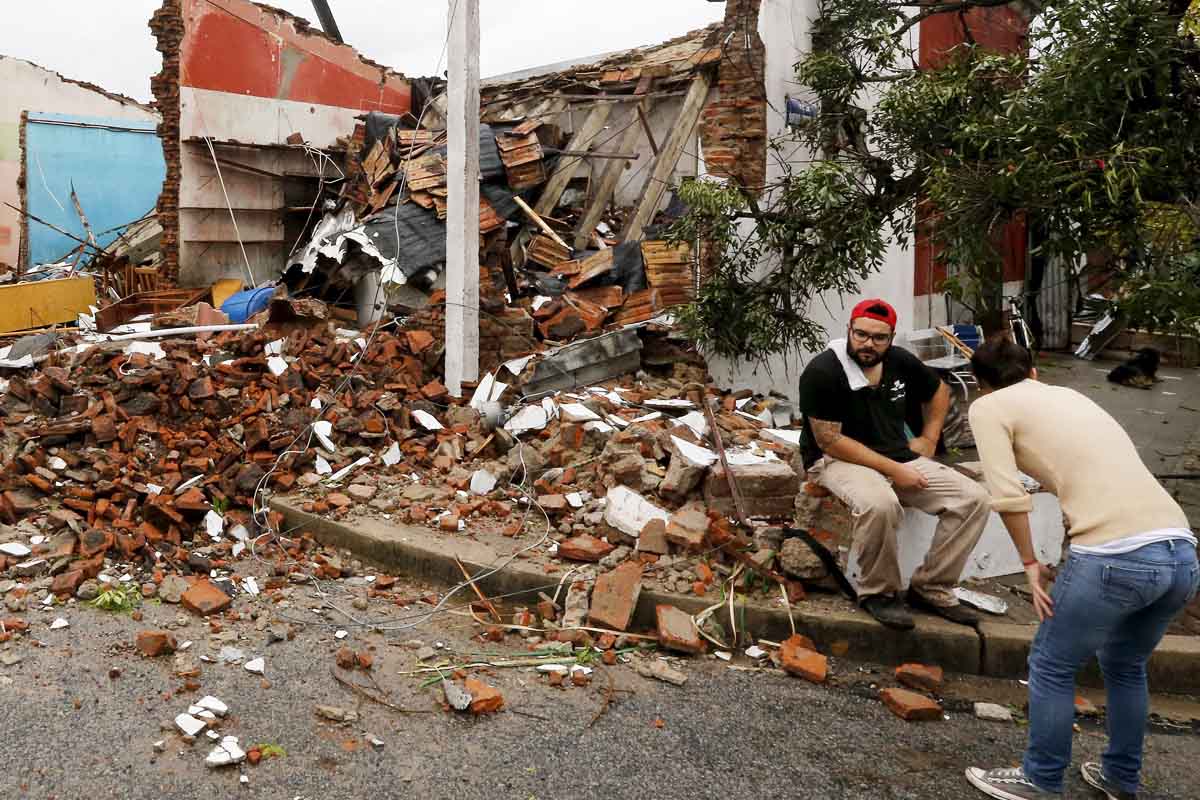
left=270, top=495, right=1200, bottom=692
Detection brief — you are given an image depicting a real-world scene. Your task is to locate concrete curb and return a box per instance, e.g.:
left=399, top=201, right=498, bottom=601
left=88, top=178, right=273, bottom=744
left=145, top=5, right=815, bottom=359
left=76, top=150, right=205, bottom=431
left=270, top=498, right=1200, bottom=691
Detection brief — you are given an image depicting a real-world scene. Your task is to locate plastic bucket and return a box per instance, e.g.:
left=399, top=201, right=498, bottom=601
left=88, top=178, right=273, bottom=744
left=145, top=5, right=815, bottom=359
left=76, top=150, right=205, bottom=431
left=220, top=286, right=275, bottom=323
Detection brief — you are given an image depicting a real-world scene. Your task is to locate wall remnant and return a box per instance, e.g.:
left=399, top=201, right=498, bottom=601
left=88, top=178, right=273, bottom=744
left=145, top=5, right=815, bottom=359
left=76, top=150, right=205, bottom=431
left=699, top=0, right=767, bottom=194
left=149, top=0, right=412, bottom=287
left=0, top=55, right=156, bottom=271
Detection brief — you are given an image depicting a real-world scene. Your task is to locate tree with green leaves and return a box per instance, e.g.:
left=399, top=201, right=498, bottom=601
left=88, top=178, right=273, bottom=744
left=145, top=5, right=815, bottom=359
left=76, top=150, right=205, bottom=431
left=674, top=0, right=1200, bottom=360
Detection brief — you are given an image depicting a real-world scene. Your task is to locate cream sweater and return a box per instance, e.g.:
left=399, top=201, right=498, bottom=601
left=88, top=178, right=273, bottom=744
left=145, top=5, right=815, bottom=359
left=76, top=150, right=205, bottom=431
left=968, top=379, right=1188, bottom=546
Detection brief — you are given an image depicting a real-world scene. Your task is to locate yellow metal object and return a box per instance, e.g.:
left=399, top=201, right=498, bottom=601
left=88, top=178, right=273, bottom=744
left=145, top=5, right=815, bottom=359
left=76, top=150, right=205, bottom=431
left=210, top=278, right=244, bottom=311
left=0, top=276, right=96, bottom=333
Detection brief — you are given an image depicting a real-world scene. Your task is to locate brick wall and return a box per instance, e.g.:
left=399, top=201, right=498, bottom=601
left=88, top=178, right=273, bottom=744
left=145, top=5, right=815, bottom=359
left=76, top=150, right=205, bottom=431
left=698, top=0, right=767, bottom=194
left=149, top=0, right=184, bottom=286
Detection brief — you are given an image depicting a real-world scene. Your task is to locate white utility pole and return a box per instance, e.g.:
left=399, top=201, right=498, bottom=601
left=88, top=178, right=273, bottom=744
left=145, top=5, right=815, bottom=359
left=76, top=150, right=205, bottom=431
left=444, top=0, right=481, bottom=397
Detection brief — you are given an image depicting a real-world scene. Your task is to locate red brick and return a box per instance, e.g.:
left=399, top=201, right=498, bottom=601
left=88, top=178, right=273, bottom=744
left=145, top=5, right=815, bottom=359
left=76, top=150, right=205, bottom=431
left=558, top=534, right=614, bottom=563
left=537, top=494, right=568, bottom=515
left=780, top=635, right=827, bottom=683
left=665, top=508, right=708, bottom=551
left=464, top=677, right=504, bottom=714
left=588, top=562, right=642, bottom=631
left=335, top=647, right=356, bottom=669
left=439, top=514, right=461, bottom=532
left=895, top=663, right=944, bottom=694
left=407, top=330, right=435, bottom=354
left=881, top=688, right=943, bottom=722
left=636, top=518, right=670, bottom=555
left=181, top=579, right=231, bottom=616
left=655, top=604, right=704, bottom=654
left=50, top=570, right=84, bottom=596
left=326, top=493, right=353, bottom=510
left=135, top=630, right=178, bottom=657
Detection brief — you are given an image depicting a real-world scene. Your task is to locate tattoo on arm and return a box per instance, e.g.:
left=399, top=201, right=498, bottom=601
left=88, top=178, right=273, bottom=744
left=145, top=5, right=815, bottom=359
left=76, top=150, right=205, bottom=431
left=810, top=418, right=843, bottom=451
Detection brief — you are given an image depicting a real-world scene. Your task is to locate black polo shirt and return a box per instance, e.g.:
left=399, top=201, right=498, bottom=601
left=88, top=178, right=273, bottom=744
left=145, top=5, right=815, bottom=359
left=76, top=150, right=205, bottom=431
left=798, top=345, right=943, bottom=469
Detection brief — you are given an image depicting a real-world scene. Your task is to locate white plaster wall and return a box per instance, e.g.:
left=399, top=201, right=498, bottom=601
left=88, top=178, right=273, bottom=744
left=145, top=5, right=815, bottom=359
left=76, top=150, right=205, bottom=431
left=0, top=57, right=157, bottom=268
left=706, top=1, right=918, bottom=407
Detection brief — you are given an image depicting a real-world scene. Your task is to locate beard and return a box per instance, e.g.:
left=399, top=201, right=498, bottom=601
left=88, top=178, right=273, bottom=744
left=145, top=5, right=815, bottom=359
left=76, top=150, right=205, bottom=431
left=847, top=341, right=885, bottom=368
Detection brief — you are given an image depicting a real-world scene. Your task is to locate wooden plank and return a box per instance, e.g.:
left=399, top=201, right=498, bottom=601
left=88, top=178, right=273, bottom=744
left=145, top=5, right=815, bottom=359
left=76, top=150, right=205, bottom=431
left=572, top=103, right=645, bottom=250
left=533, top=102, right=614, bottom=217
left=622, top=74, right=711, bottom=243
left=513, top=196, right=570, bottom=251
left=0, top=276, right=97, bottom=334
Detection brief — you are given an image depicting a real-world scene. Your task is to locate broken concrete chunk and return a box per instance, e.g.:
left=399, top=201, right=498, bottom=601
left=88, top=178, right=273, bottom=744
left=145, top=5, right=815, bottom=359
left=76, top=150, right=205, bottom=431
left=157, top=574, right=189, bottom=604
left=602, top=485, right=669, bottom=541
left=655, top=605, right=704, bottom=654
left=442, top=679, right=472, bottom=712
left=315, top=705, right=359, bottom=723
left=974, top=702, right=1013, bottom=722
left=634, top=658, right=687, bottom=686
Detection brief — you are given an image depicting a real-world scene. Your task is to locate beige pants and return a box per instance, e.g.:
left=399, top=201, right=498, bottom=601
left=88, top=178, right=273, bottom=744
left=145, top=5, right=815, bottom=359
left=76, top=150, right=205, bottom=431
left=810, top=456, right=990, bottom=607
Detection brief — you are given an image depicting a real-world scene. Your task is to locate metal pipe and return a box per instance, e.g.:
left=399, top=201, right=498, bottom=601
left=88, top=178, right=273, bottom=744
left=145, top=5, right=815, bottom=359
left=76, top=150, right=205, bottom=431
left=98, top=324, right=258, bottom=341
left=310, top=0, right=343, bottom=43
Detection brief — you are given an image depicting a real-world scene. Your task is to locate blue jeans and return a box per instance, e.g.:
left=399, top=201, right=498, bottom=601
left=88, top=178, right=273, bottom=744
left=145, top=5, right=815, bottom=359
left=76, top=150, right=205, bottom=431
left=1023, top=540, right=1199, bottom=794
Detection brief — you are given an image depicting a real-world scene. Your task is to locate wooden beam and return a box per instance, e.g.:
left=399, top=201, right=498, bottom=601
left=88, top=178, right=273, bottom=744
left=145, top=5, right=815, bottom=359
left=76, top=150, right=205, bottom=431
left=533, top=102, right=613, bottom=218
left=513, top=195, right=570, bottom=250
left=635, top=104, right=659, bottom=157
left=621, top=74, right=711, bottom=243
left=572, top=104, right=645, bottom=250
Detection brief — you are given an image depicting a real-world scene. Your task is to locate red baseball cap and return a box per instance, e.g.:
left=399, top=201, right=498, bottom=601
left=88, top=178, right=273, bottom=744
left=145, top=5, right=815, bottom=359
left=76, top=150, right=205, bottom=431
left=850, top=298, right=897, bottom=330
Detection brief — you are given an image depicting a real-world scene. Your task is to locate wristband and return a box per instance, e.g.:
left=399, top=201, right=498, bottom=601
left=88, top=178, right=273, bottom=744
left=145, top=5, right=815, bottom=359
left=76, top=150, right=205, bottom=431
left=1022, top=558, right=1038, bottom=567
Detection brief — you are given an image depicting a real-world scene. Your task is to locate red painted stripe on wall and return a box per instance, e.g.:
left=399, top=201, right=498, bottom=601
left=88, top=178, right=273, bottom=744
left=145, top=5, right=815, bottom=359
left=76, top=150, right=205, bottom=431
left=180, top=0, right=410, bottom=114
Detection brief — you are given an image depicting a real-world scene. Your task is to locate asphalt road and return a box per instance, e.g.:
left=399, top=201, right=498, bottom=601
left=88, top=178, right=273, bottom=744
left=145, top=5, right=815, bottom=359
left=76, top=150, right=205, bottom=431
left=1, top=567, right=1197, bottom=800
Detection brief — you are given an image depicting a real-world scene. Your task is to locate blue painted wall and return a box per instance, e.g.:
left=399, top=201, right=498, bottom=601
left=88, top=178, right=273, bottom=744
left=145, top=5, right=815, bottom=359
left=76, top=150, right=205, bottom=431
left=23, top=113, right=164, bottom=266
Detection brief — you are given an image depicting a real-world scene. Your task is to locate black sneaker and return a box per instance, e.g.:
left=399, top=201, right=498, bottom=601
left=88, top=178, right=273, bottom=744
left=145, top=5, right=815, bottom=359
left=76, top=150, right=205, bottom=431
left=861, top=594, right=914, bottom=630
left=908, top=589, right=980, bottom=627
left=965, top=766, right=1061, bottom=799
left=1080, top=762, right=1136, bottom=799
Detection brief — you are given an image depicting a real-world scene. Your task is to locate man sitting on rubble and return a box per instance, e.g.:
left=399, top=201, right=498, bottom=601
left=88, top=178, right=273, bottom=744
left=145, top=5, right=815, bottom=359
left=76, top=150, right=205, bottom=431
left=964, top=339, right=1198, bottom=800
left=797, top=299, right=990, bottom=629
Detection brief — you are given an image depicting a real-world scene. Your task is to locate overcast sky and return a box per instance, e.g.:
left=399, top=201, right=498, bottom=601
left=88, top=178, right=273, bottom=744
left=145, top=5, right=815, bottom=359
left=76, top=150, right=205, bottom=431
left=0, top=1, right=726, bottom=102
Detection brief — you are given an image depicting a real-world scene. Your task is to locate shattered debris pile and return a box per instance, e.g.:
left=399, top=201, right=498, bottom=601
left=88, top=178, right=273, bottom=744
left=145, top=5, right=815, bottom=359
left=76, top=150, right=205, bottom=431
left=284, top=108, right=697, bottom=341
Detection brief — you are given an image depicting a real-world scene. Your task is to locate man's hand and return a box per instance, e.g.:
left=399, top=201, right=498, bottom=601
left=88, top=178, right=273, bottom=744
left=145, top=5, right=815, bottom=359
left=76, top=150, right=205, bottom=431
left=1025, top=561, right=1055, bottom=621
left=908, top=436, right=936, bottom=458
left=890, top=463, right=929, bottom=491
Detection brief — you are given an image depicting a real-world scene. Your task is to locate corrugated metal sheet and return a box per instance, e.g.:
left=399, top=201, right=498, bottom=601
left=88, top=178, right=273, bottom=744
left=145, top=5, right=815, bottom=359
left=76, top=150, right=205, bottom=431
left=363, top=201, right=445, bottom=280
left=1034, top=255, right=1074, bottom=350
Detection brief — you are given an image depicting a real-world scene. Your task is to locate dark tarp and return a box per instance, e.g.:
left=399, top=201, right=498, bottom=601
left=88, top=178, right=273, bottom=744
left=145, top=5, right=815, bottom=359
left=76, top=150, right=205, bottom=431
left=362, top=201, right=445, bottom=283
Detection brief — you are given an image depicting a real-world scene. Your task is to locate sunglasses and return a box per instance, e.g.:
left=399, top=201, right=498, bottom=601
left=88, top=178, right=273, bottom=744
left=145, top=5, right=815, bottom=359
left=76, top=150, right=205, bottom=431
left=850, top=328, right=893, bottom=346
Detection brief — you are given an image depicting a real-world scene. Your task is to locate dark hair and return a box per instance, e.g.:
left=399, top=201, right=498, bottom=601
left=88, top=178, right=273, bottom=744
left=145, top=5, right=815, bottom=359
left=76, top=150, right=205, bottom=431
left=970, top=338, right=1034, bottom=389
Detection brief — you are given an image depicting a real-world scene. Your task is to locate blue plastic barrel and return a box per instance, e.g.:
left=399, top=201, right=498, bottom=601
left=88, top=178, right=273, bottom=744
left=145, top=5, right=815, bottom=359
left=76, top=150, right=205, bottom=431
left=220, top=286, right=275, bottom=323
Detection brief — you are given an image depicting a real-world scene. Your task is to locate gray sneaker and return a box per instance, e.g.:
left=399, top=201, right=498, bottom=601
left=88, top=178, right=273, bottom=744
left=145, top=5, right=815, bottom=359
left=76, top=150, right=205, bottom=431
left=1080, top=762, right=1136, bottom=799
left=965, top=766, right=1061, bottom=799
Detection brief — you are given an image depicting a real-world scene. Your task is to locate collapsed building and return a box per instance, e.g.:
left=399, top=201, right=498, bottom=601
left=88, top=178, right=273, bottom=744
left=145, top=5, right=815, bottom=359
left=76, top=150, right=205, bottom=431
left=4, top=0, right=1195, bottom=672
